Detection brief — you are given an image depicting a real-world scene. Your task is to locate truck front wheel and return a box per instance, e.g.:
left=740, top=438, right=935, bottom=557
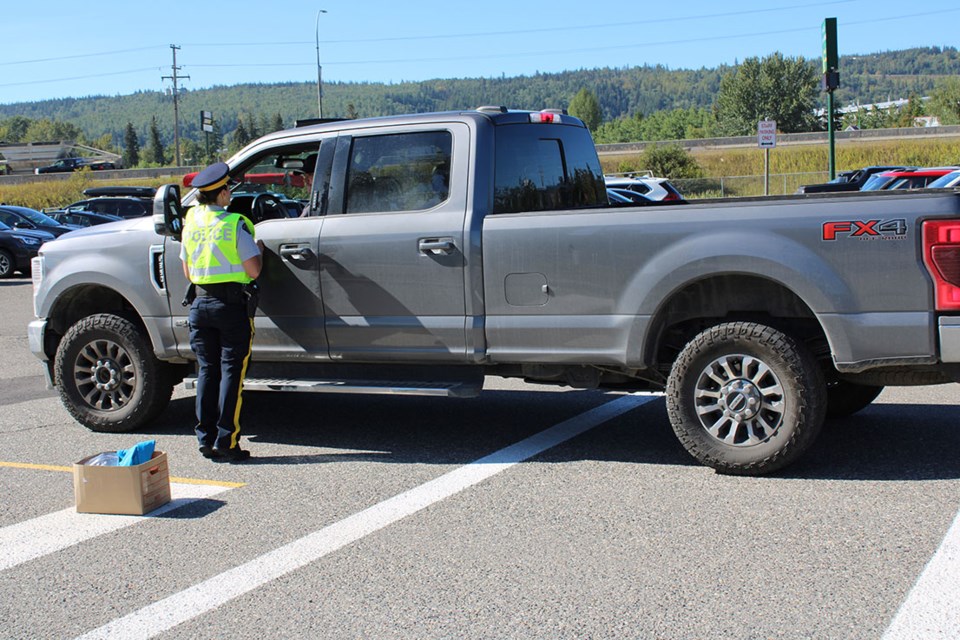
left=54, top=313, right=175, bottom=433
left=666, top=322, right=827, bottom=475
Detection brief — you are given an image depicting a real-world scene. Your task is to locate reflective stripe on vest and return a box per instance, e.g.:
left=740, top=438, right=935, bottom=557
left=182, top=205, right=254, bottom=285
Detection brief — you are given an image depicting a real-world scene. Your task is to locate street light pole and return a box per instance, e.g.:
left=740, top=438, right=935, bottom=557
left=315, top=9, right=328, bottom=119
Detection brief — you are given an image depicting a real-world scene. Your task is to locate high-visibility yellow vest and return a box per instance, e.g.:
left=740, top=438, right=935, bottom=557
left=181, top=204, right=255, bottom=285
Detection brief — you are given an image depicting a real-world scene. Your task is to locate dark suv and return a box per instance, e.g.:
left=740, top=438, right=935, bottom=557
left=0, top=205, right=80, bottom=237
left=0, top=220, right=55, bottom=277
left=66, top=186, right=155, bottom=219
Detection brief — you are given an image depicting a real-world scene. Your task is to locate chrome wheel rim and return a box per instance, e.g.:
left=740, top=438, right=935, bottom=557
left=694, top=354, right=785, bottom=446
left=73, top=339, right=136, bottom=411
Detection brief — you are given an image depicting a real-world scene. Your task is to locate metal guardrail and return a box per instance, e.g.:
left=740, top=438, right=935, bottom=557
left=596, top=124, right=960, bottom=155
left=0, top=166, right=201, bottom=186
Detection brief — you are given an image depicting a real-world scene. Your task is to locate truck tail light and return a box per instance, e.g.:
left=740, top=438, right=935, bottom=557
left=923, top=220, right=960, bottom=310
left=529, top=110, right=566, bottom=124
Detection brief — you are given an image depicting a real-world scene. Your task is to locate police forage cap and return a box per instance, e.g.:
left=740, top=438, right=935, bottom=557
left=193, top=162, right=231, bottom=192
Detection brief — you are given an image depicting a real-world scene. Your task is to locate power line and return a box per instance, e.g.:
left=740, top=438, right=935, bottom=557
left=0, top=46, right=166, bottom=67
left=183, top=9, right=960, bottom=71
left=0, top=67, right=162, bottom=88
left=182, top=0, right=861, bottom=47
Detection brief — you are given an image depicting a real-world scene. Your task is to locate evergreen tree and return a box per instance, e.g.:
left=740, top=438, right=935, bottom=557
left=148, top=116, right=165, bottom=164
left=208, top=118, right=224, bottom=163
left=245, top=113, right=259, bottom=140
left=122, top=122, right=140, bottom=168
left=232, top=120, right=249, bottom=152
left=568, top=88, right=602, bottom=132
left=270, top=112, right=284, bottom=132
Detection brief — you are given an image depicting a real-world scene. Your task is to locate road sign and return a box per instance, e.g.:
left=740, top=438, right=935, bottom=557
left=758, top=120, right=777, bottom=148
left=200, top=111, right=214, bottom=133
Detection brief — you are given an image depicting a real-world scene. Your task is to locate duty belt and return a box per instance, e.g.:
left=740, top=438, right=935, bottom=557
left=195, top=282, right=245, bottom=303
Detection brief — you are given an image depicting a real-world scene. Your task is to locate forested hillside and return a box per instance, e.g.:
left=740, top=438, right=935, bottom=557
left=1, top=46, right=957, bottom=153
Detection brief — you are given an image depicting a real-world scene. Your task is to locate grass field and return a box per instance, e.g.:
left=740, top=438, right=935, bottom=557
left=600, top=135, right=960, bottom=198
left=0, top=171, right=183, bottom=212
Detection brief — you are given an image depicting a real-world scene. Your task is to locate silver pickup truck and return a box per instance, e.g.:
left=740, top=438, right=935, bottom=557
left=28, top=107, right=960, bottom=475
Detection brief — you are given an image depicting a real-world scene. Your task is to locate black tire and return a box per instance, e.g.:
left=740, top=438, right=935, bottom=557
left=0, top=249, right=14, bottom=278
left=826, top=381, right=883, bottom=418
left=666, top=321, right=827, bottom=475
left=54, top=313, right=175, bottom=433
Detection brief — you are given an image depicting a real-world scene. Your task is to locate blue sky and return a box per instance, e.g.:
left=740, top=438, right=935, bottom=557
left=2, top=0, right=958, bottom=105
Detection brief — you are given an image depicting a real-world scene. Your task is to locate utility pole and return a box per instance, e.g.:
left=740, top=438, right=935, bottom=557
left=162, top=45, right=190, bottom=167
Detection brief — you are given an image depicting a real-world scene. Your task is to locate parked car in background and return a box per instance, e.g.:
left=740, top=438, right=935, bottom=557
left=34, top=157, right=117, bottom=174
left=925, top=170, right=960, bottom=189
left=0, top=220, right=55, bottom=278
left=604, top=175, right=684, bottom=201
left=0, top=205, right=81, bottom=237
left=796, top=165, right=909, bottom=193
left=65, top=186, right=155, bottom=219
left=861, top=167, right=956, bottom=191
left=47, top=210, right=123, bottom=227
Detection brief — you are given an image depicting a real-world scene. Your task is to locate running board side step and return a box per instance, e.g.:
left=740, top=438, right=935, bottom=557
left=183, top=377, right=482, bottom=398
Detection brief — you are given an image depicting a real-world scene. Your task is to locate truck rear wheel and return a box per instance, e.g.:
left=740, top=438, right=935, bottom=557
left=666, top=322, right=827, bottom=475
left=54, top=313, right=175, bottom=433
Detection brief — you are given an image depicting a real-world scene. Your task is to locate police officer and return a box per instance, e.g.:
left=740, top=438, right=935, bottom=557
left=180, top=162, right=262, bottom=462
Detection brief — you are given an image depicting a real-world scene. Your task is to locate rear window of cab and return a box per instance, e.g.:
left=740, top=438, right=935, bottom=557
left=493, top=124, right=606, bottom=214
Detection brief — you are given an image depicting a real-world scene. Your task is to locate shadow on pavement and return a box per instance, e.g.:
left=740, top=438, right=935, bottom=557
left=137, top=387, right=960, bottom=482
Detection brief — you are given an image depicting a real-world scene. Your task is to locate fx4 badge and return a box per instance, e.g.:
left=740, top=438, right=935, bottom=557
left=822, top=218, right=908, bottom=241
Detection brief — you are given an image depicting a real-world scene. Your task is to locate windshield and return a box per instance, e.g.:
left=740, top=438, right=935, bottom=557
left=5, top=205, right=62, bottom=226
left=928, top=171, right=960, bottom=188
left=861, top=174, right=894, bottom=191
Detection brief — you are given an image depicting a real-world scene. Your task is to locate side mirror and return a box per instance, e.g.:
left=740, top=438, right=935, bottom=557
left=153, top=184, right=183, bottom=240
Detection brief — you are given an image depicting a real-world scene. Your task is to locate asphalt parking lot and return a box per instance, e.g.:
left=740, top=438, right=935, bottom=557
left=1, top=275, right=959, bottom=639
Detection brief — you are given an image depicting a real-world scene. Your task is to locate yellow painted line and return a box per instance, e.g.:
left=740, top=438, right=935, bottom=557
left=0, top=461, right=71, bottom=473
left=0, top=461, right=246, bottom=489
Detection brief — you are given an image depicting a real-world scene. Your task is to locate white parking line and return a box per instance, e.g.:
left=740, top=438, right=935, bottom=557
left=0, top=483, right=231, bottom=572
left=74, top=394, right=653, bottom=640
left=882, top=505, right=960, bottom=639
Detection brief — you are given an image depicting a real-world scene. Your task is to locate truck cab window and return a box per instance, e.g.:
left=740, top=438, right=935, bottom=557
left=225, top=144, right=322, bottom=222
left=344, top=131, right=452, bottom=214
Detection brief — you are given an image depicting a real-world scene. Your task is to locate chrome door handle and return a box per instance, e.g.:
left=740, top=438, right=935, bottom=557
left=279, top=245, right=314, bottom=261
left=418, top=238, right=455, bottom=255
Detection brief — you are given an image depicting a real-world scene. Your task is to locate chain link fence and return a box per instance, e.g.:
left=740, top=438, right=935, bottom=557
left=671, top=172, right=832, bottom=199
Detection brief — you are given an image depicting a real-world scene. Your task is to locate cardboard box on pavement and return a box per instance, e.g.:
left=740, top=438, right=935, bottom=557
left=73, top=450, right=171, bottom=515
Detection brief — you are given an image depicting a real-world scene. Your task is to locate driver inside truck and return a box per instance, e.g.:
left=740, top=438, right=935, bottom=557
left=296, top=153, right=317, bottom=216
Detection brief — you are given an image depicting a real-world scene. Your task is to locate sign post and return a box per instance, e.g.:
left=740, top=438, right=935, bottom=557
left=758, top=119, right=776, bottom=195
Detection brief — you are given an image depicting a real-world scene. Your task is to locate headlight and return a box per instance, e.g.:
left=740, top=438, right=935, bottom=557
left=15, top=235, right=41, bottom=247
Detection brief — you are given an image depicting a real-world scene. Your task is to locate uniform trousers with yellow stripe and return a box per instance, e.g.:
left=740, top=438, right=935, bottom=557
left=188, top=293, right=254, bottom=451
